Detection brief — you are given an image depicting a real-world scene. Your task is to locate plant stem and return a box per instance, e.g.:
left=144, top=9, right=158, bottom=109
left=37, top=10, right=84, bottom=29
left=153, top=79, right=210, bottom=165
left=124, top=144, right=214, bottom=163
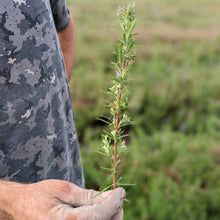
left=113, top=73, right=123, bottom=189
left=100, top=3, right=136, bottom=191
left=113, top=142, right=117, bottom=189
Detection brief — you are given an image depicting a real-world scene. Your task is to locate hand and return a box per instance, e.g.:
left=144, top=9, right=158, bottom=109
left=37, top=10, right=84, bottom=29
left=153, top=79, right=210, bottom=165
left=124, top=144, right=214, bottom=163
left=7, top=179, right=125, bottom=220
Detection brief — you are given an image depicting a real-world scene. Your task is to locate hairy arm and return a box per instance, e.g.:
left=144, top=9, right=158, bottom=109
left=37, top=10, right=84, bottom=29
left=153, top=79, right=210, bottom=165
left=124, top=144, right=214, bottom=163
left=58, top=13, right=75, bottom=81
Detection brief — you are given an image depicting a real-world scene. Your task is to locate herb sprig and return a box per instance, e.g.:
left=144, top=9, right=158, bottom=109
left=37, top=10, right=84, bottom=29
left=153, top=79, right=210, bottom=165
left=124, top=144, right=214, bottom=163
left=99, top=3, right=137, bottom=190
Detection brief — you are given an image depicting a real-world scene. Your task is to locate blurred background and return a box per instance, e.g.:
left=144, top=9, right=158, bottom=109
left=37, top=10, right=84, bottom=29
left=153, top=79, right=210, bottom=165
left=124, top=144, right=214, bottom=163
left=67, top=0, right=220, bottom=219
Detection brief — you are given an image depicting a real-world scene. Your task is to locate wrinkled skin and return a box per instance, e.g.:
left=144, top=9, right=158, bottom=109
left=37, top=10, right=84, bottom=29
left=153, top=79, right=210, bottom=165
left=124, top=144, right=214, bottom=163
left=1, top=180, right=124, bottom=220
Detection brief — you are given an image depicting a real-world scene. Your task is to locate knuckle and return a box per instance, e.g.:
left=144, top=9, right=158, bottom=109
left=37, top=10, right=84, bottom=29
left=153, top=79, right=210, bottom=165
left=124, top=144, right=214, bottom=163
left=87, top=189, right=97, bottom=203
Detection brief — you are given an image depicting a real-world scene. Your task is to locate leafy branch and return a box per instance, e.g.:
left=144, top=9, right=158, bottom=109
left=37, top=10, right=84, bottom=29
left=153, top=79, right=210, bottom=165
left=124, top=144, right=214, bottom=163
left=99, top=3, right=137, bottom=190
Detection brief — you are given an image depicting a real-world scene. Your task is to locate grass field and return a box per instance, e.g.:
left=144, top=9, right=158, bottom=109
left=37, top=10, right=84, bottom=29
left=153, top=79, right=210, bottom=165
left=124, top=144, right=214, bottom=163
left=69, top=0, right=220, bottom=118
left=67, top=1, right=220, bottom=219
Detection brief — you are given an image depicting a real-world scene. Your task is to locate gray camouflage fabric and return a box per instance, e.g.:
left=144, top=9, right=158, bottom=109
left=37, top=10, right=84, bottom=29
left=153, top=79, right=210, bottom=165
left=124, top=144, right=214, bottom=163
left=0, top=0, right=84, bottom=187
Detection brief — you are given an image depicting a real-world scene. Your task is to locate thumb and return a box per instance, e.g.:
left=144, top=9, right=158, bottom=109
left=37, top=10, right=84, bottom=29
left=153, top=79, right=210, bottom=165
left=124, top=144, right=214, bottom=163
left=59, top=183, right=97, bottom=207
left=66, top=188, right=125, bottom=220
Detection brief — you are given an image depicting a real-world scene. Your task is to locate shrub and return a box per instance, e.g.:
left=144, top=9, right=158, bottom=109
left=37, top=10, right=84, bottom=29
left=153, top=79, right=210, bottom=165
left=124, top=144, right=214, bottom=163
left=81, top=129, right=220, bottom=220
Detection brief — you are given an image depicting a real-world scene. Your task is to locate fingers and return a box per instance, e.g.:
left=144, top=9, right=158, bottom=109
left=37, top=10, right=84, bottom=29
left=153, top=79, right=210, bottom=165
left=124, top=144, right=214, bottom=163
left=64, top=182, right=124, bottom=208
left=70, top=187, right=97, bottom=207
left=44, top=180, right=125, bottom=220
left=66, top=188, right=125, bottom=220
left=55, top=182, right=97, bottom=207
left=110, top=208, right=124, bottom=220
left=93, top=189, right=115, bottom=203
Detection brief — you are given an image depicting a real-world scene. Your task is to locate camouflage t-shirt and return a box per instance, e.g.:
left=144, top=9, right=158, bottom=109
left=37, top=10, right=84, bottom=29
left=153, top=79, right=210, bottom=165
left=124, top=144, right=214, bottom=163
left=0, top=0, right=84, bottom=187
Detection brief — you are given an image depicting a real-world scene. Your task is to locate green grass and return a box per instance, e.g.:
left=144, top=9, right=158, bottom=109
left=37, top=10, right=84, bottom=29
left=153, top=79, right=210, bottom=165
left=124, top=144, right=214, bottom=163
left=67, top=0, right=220, bottom=219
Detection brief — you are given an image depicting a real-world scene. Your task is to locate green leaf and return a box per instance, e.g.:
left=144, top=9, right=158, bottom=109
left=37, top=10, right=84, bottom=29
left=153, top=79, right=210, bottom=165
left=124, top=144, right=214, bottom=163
left=125, top=4, right=132, bottom=20
left=108, top=172, right=114, bottom=182
left=128, top=40, right=135, bottom=52
left=127, top=19, right=137, bottom=41
left=93, top=184, right=113, bottom=199
left=97, top=117, right=111, bottom=125
left=118, top=42, right=123, bottom=65
left=120, top=134, right=130, bottom=139
left=101, top=167, right=114, bottom=172
left=117, top=183, right=136, bottom=186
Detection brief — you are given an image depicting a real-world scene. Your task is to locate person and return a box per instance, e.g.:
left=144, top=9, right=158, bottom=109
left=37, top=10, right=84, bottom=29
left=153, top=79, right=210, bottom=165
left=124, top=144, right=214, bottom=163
left=0, top=0, right=124, bottom=219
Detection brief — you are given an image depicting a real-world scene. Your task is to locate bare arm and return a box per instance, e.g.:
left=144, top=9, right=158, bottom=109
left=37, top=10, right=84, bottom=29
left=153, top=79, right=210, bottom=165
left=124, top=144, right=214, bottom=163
left=58, top=13, right=75, bottom=81
left=0, top=180, right=18, bottom=219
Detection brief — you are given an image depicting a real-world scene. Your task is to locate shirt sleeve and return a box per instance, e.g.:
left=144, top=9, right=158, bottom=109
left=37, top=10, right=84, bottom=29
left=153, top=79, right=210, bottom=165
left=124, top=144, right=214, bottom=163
left=50, top=0, right=70, bottom=32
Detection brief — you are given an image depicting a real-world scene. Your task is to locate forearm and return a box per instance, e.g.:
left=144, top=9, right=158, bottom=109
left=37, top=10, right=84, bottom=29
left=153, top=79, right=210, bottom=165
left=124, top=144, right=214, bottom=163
left=58, top=14, right=75, bottom=81
left=0, top=180, right=27, bottom=219
left=0, top=180, right=17, bottom=218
